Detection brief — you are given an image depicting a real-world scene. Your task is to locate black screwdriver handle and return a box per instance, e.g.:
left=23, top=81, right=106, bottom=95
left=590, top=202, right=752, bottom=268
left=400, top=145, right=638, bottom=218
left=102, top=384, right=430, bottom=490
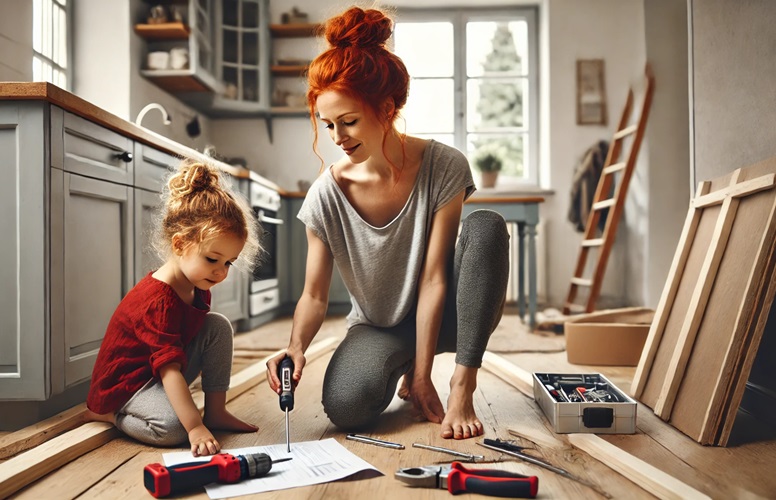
left=279, top=356, right=294, bottom=411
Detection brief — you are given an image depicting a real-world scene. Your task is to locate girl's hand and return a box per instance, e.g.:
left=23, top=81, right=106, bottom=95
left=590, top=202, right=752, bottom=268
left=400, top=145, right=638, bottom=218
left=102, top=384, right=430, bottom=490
left=266, top=350, right=306, bottom=394
left=408, top=374, right=446, bottom=424
left=189, top=424, right=220, bottom=456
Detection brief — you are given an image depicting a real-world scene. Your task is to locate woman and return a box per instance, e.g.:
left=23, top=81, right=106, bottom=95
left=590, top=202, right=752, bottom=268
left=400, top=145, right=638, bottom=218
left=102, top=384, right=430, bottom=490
left=267, top=6, right=509, bottom=440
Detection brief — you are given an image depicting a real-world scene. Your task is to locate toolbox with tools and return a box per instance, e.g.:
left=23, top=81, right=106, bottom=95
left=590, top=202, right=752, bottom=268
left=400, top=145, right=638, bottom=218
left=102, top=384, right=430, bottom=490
left=533, top=373, right=637, bottom=434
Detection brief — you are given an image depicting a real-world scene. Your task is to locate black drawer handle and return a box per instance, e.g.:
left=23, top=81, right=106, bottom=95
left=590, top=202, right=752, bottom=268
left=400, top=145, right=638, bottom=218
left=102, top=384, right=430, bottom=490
left=115, top=151, right=133, bottom=163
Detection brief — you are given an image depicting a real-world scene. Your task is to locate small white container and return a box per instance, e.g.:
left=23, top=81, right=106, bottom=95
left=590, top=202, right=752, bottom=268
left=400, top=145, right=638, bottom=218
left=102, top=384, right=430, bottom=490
left=147, top=51, right=169, bottom=70
left=169, top=47, right=189, bottom=69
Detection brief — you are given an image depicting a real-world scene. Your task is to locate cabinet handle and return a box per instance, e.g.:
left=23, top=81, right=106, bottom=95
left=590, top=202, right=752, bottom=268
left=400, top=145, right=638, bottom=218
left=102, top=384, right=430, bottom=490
left=115, top=151, right=133, bottom=163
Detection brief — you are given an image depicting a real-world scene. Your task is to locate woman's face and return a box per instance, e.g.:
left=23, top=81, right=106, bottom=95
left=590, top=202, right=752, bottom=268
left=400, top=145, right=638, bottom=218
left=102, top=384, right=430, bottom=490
left=316, top=90, right=388, bottom=164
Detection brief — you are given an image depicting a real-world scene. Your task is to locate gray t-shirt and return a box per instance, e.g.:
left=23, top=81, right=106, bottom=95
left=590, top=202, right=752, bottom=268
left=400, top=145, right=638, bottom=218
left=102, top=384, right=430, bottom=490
left=297, top=140, right=475, bottom=328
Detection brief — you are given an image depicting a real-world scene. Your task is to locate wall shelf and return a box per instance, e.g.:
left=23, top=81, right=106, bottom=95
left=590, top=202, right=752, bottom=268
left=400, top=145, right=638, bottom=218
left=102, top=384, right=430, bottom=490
left=271, top=65, right=308, bottom=77
left=270, top=23, right=322, bottom=38
left=134, top=22, right=190, bottom=40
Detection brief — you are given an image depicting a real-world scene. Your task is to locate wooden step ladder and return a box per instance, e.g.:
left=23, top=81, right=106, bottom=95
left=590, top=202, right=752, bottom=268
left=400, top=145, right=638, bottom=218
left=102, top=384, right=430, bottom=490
left=563, top=64, right=655, bottom=315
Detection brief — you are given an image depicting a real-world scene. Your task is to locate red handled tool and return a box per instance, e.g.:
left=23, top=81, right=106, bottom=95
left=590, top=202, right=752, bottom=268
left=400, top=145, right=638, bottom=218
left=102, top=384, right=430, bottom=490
left=395, top=461, right=538, bottom=498
left=143, top=452, right=291, bottom=498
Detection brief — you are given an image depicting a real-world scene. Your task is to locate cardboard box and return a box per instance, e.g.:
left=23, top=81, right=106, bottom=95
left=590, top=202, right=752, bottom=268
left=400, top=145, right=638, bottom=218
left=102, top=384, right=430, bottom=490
left=533, top=373, right=637, bottom=434
left=565, top=307, right=654, bottom=366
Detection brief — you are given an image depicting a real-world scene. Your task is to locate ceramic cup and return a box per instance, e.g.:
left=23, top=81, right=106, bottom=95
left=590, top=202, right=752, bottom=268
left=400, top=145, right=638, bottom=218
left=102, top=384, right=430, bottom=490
left=169, top=47, right=189, bottom=70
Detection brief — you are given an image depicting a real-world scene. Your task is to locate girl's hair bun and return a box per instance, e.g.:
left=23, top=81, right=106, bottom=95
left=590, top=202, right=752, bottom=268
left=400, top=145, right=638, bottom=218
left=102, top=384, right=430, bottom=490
left=168, top=162, right=217, bottom=199
left=325, top=7, right=392, bottom=50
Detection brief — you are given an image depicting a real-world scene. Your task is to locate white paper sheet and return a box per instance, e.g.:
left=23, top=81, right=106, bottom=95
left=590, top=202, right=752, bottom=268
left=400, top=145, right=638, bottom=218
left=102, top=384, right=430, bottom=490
left=162, top=438, right=381, bottom=499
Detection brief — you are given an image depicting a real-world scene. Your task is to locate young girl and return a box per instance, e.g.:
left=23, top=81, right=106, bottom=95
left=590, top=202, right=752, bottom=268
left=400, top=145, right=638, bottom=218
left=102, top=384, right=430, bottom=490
left=266, top=6, right=510, bottom=440
left=86, top=159, right=261, bottom=456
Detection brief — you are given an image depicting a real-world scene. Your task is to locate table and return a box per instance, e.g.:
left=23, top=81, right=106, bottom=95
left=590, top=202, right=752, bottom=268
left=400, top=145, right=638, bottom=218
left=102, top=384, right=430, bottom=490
left=462, top=196, right=545, bottom=329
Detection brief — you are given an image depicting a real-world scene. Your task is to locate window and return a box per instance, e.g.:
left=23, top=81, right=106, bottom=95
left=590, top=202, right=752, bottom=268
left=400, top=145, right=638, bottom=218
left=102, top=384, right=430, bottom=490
left=33, top=0, right=69, bottom=89
left=393, top=8, right=539, bottom=185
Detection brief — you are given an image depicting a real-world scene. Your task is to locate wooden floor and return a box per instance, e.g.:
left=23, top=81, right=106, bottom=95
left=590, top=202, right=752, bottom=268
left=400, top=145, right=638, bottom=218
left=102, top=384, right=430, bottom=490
left=4, top=313, right=776, bottom=499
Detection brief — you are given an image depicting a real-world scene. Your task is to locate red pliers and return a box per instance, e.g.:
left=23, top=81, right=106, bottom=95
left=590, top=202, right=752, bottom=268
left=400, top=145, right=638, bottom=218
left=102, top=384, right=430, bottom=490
left=395, top=461, right=539, bottom=498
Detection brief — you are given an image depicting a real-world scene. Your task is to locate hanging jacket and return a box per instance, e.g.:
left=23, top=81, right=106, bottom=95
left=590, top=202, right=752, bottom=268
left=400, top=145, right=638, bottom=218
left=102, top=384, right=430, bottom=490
left=568, top=140, right=610, bottom=232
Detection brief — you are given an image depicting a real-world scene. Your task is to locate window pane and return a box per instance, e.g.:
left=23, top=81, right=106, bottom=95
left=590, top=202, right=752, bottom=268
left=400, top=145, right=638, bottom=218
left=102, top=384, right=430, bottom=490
left=467, top=21, right=527, bottom=77
left=467, top=77, right=524, bottom=130
left=393, top=22, right=453, bottom=77
left=33, top=0, right=42, bottom=52
left=402, top=79, right=454, bottom=134
left=467, top=133, right=525, bottom=178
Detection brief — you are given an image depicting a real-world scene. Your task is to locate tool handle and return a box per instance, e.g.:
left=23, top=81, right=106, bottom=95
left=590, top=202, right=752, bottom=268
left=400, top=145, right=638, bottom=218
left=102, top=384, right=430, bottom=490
left=143, top=454, right=241, bottom=498
left=279, top=356, right=295, bottom=411
left=447, top=462, right=538, bottom=498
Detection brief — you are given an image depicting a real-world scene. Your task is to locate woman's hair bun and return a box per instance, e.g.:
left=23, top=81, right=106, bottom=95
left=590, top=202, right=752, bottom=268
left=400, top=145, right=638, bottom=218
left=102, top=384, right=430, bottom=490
left=325, top=7, right=392, bottom=50
left=168, top=162, right=218, bottom=199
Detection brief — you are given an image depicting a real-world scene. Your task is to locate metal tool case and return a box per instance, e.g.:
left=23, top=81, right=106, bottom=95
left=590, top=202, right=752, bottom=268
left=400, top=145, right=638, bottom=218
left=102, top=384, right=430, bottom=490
left=533, top=373, right=636, bottom=434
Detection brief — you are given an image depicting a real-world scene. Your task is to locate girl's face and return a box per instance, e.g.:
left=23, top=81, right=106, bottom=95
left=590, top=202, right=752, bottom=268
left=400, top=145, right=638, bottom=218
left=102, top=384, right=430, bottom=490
left=175, top=232, right=245, bottom=291
left=316, top=90, right=390, bottom=164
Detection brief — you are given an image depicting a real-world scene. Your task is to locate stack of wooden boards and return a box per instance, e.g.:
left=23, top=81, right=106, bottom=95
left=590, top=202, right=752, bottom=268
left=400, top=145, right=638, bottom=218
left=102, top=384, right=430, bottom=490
left=631, top=158, right=776, bottom=445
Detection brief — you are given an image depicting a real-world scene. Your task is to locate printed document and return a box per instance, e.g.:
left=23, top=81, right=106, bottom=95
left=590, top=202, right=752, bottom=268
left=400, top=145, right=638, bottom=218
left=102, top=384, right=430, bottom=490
left=163, top=438, right=380, bottom=498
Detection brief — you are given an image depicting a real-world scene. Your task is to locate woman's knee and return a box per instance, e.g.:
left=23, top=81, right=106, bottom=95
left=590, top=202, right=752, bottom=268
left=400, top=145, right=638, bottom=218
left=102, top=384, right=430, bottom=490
left=461, top=209, right=508, bottom=242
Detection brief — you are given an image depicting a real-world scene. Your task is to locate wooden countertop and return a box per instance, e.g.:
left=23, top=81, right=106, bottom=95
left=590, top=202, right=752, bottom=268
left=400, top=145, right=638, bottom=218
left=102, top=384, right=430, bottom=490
left=0, top=82, right=283, bottom=192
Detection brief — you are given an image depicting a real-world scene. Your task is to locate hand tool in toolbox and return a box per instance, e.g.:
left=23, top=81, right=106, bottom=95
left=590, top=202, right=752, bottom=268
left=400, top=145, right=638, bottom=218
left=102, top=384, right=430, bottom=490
left=347, top=433, right=405, bottom=449
left=478, top=439, right=610, bottom=498
left=412, top=442, right=484, bottom=462
left=278, top=356, right=295, bottom=452
left=143, top=452, right=292, bottom=498
left=395, top=461, right=538, bottom=498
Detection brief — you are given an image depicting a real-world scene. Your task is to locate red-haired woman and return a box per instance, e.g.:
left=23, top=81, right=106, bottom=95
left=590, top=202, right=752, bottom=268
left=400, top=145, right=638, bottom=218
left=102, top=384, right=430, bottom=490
left=267, top=6, right=509, bottom=440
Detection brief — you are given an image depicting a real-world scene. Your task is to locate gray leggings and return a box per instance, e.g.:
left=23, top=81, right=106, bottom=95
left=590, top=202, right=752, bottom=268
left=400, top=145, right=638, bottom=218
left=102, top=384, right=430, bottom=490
left=114, top=312, right=234, bottom=446
left=322, top=209, right=510, bottom=430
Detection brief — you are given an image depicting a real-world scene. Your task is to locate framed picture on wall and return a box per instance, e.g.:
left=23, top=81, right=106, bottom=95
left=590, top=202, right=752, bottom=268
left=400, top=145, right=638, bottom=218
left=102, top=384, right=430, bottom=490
left=576, top=59, right=607, bottom=125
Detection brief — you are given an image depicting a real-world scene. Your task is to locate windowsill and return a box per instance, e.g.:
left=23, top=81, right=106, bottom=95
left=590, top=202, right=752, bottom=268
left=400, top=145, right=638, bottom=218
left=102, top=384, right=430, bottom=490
left=472, top=185, right=555, bottom=197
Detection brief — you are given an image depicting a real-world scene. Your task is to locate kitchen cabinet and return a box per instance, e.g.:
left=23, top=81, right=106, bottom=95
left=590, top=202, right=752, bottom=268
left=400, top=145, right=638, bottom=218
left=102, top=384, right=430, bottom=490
left=136, top=0, right=271, bottom=117
left=285, top=196, right=350, bottom=313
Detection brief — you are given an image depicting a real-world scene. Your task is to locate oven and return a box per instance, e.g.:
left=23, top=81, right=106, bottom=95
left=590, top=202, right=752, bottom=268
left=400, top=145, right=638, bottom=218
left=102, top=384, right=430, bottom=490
left=249, top=181, right=282, bottom=317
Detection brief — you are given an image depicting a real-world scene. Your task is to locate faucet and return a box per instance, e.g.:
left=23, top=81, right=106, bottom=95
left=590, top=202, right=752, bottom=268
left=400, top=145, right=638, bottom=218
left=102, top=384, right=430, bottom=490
left=135, top=103, right=171, bottom=127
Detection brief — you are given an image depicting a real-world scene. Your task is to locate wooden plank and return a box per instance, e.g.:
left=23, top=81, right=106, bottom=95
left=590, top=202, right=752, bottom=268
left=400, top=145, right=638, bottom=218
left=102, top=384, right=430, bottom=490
left=567, top=434, right=710, bottom=500
left=692, top=173, right=776, bottom=209
left=0, top=403, right=86, bottom=460
left=702, top=194, right=776, bottom=443
left=631, top=183, right=711, bottom=398
left=654, top=172, right=743, bottom=419
left=612, top=124, right=638, bottom=139
left=14, top=438, right=146, bottom=499
left=0, top=423, right=119, bottom=499
left=481, top=351, right=534, bottom=398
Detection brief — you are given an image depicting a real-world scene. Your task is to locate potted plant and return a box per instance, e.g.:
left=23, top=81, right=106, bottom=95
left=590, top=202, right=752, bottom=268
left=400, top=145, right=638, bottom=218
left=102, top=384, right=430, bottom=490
left=474, top=151, right=503, bottom=188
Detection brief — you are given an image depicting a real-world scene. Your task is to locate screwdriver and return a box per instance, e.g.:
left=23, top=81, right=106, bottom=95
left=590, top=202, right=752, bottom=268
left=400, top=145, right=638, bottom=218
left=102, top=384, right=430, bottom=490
left=278, top=356, right=295, bottom=452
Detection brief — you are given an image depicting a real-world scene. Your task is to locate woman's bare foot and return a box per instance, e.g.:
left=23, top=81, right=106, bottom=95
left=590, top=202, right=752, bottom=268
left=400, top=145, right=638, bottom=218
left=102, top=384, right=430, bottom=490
left=204, top=409, right=258, bottom=433
left=441, top=365, right=484, bottom=440
left=84, top=409, right=116, bottom=425
left=398, top=366, right=414, bottom=400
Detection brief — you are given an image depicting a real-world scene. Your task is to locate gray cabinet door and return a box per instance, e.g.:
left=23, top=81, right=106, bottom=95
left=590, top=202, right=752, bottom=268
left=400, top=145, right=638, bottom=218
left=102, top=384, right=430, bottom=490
left=134, top=142, right=179, bottom=192
left=0, top=102, right=48, bottom=400
left=50, top=172, right=134, bottom=392
left=51, top=108, right=134, bottom=186
left=134, top=188, right=164, bottom=284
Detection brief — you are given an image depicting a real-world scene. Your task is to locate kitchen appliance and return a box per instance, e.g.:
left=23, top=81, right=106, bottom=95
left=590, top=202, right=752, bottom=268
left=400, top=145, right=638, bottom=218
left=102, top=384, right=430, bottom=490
left=249, top=181, right=282, bottom=319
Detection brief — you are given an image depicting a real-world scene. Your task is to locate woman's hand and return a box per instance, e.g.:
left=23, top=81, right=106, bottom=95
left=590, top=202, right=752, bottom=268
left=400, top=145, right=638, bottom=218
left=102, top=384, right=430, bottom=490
left=188, top=424, right=220, bottom=456
left=408, top=373, right=446, bottom=424
left=267, top=349, right=307, bottom=394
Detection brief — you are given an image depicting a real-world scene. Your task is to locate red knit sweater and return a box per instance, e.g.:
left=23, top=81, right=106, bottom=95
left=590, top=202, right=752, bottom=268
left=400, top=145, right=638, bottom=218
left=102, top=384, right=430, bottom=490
left=86, top=273, right=211, bottom=414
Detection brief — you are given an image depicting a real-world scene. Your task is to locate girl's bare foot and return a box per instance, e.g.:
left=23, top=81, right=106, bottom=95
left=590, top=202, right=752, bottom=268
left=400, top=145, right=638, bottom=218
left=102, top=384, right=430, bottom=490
left=84, top=409, right=116, bottom=425
left=441, top=365, right=484, bottom=440
left=204, top=409, right=258, bottom=433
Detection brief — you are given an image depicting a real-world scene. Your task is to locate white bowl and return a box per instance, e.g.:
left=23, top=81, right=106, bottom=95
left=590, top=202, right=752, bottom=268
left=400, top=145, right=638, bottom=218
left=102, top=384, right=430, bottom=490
left=147, top=51, right=170, bottom=70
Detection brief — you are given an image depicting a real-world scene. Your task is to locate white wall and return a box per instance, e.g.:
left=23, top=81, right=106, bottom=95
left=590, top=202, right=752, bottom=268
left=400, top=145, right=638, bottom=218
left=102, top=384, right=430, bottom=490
left=0, top=0, right=32, bottom=81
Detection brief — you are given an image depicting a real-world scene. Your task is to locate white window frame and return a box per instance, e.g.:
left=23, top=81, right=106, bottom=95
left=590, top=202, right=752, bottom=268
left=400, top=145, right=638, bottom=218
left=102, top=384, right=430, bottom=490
left=394, top=7, right=540, bottom=186
left=32, top=0, right=71, bottom=90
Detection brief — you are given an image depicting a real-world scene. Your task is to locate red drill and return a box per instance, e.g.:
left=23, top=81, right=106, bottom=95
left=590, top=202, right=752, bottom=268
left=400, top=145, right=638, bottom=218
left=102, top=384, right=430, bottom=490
left=143, top=452, right=291, bottom=498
